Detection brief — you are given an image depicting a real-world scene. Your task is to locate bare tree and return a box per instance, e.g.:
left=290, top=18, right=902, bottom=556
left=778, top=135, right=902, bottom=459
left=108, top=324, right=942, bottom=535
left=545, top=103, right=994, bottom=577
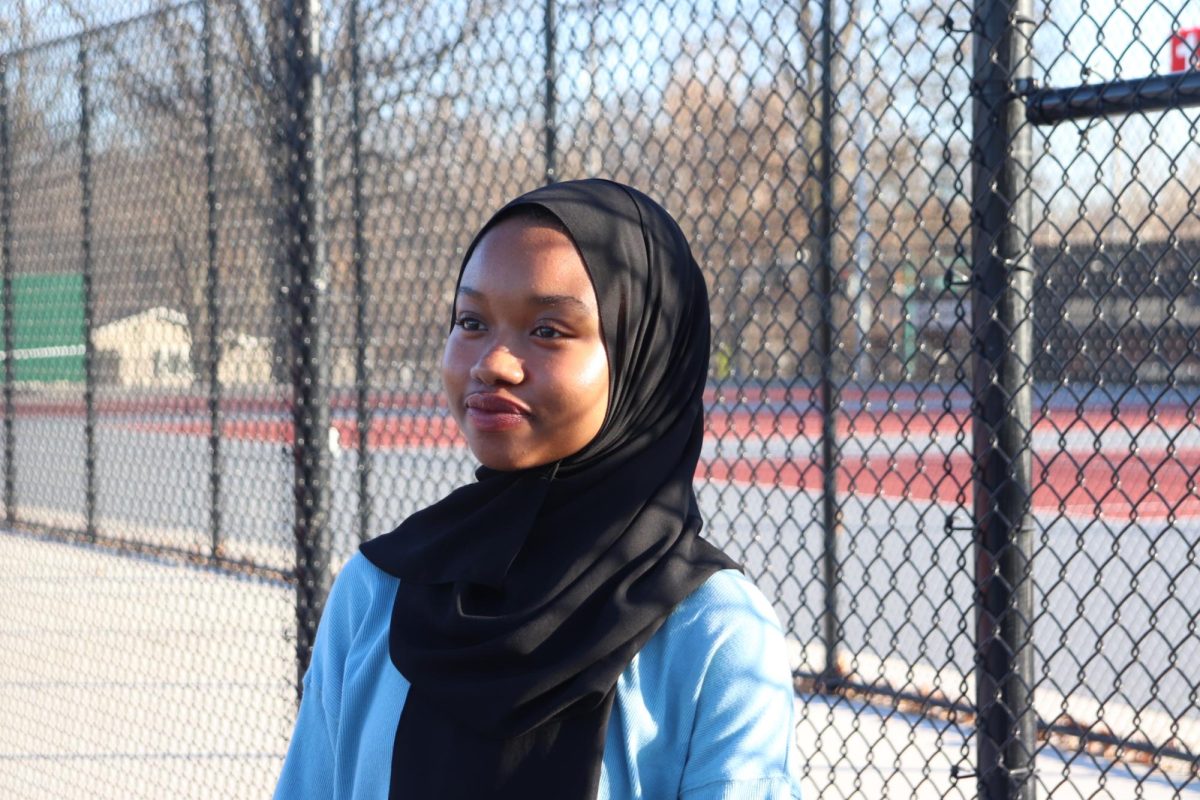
left=3, top=0, right=484, bottom=386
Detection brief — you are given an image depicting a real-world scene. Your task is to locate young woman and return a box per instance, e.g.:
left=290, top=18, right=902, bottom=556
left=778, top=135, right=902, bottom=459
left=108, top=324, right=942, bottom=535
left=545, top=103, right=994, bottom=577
left=275, top=179, right=802, bottom=799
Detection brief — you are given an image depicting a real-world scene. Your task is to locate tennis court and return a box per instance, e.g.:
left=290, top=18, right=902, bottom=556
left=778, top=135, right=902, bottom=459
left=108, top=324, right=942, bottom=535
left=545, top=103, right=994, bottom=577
left=1, top=381, right=1196, bottom=795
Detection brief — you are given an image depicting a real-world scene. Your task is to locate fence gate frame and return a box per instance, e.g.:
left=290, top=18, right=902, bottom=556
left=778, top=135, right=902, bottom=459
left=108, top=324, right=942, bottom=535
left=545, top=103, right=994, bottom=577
left=969, top=0, right=1200, bottom=796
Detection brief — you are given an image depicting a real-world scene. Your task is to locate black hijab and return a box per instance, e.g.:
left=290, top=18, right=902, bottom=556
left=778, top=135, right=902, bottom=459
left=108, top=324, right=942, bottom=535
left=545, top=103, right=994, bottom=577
left=360, top=178, right=739, bottom=799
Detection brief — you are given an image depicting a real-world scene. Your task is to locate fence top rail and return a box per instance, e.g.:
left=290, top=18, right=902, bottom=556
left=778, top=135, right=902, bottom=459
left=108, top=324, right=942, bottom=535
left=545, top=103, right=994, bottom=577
left=0, top=0, right=201, bottom=63
left=1027, top=69, right=1200, bottom=125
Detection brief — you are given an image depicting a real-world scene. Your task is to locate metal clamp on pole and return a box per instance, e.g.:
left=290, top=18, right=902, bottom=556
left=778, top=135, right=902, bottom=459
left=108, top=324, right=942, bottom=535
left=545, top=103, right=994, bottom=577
left=951, top=764, right=1035, bottom=782
left=950, top=763, right=977, bottom=781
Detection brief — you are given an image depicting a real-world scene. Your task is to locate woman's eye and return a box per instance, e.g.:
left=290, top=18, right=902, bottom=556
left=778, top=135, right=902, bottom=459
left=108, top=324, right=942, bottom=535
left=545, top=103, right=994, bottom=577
left=455, top=317, right=484, bottom=332
left=532, top=325, right=563, bottom=339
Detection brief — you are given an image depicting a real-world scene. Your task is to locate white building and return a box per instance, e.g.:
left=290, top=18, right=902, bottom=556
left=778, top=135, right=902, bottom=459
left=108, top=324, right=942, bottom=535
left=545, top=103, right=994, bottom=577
left=94, top=307, right=194, bottom=388
left=94, top=307, right=274, bottom=388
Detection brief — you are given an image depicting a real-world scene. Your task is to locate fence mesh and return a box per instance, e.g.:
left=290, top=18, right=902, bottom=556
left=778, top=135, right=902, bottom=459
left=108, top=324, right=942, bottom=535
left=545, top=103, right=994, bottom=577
left=1, top=0, right=1199, bottom=797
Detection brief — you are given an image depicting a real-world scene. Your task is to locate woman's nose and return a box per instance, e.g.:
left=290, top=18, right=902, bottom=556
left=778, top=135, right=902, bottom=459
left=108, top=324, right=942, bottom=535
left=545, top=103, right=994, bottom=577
left=470, top=345, right=524, bottom=386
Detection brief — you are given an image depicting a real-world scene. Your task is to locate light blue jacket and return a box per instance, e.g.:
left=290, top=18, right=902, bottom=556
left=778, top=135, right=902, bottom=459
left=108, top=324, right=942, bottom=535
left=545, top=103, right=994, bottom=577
left=275, top=553, right=803, bottom=799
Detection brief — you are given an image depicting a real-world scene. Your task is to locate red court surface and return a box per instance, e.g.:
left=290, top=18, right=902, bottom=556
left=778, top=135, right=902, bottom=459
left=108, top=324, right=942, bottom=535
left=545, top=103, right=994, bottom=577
left=697, top=451, right=1200, bottom=521
left=112, top=404, right=1200, bottom=522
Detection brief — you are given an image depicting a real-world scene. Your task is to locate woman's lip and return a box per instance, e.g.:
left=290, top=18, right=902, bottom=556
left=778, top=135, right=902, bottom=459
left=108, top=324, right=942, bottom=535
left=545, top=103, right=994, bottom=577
left=465, top=393, right=530, bottom=415
left=466, top=407, right=527, bottom=432
left=464, top=393, right=530, bottom=432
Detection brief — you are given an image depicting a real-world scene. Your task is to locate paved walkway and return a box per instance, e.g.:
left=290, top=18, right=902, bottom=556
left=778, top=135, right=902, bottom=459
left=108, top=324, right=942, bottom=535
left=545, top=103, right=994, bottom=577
left=1, top=532, right=1196, bottom=799
left=0, top=532, right=296, bottom=799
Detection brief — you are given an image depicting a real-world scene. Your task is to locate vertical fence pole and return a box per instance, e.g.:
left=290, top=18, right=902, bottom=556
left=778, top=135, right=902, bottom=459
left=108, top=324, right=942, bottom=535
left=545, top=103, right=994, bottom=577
left=77, top=39, right=97, bottom=542
left=970, top=0, right=1037, bottom=793
left=202, top=0, right=223, bottom=559
left=283, top=0, right=331, bottom=696
left=543, top=0, right=557, bottom=185
left=349, top=0, right=371, bottom=545
left=0, top=58, right=14, bottom=524
left=849, top=108, right=871, bottom=383
left=815, top=0, right=843, bottom=686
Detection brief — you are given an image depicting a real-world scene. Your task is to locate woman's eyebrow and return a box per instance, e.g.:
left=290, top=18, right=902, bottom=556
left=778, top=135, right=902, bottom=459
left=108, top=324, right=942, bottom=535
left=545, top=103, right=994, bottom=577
left=458, top=285, right=591, bottom=314
left=532, top=294, right=591, bottom=313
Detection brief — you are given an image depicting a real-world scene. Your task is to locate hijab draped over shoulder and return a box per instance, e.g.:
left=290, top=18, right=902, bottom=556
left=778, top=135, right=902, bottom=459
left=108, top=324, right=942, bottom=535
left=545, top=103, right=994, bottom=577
left=360, top=178, right=739, bottom=800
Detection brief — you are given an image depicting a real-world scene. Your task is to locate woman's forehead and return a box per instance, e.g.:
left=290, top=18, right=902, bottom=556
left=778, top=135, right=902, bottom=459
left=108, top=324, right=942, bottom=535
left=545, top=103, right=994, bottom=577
left=459, top=218, right=599, bottom=309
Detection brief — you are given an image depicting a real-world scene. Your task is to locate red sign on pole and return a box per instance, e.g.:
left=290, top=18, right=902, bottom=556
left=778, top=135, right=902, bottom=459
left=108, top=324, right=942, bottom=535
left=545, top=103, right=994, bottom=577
left=1171, top=28, right=1200, bottom=72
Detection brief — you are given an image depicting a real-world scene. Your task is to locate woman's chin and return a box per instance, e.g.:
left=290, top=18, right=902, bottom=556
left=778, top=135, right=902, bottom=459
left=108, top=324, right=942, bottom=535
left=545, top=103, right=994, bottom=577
left=469, top=442, right=536, bottom=472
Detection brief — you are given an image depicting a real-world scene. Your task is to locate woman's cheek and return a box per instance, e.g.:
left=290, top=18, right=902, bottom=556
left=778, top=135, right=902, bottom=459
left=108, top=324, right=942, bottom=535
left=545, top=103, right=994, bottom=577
left=576, top=344, right=609, bottom=390
left=441, top=337, right=469, bottom=416
left=563, top=342, right=610, bottom=425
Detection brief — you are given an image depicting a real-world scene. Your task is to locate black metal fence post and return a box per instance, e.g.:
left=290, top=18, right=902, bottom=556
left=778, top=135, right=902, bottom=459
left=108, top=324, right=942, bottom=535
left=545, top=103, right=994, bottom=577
left=283, top=0, right=331, bottom=696
left=815, top=0, right=843, bottom=687
left=77, top=38, right=97, bottom=542
left=349, top=0, right=371, bottom=545
left=0, top=58, right=14, bottom=524
left=202, top=0, right=222, bottom=559
left=543, top=0, right=557, bottom=185
left=970, top=0, right=1038, bottom=793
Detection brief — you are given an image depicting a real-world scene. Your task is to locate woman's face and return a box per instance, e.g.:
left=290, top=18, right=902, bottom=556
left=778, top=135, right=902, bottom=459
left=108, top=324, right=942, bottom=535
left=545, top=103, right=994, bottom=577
left=442, top=216, right=610, bottom=471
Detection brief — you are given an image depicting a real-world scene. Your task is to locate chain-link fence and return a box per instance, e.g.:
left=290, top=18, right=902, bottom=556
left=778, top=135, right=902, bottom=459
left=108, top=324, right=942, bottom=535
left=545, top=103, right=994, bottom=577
left=1, top=0, right=1199, bottom=797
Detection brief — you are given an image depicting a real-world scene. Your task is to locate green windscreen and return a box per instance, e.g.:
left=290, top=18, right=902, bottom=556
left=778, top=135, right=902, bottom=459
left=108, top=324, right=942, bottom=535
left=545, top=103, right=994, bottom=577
left=0, top=273, right=86, bottom=383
